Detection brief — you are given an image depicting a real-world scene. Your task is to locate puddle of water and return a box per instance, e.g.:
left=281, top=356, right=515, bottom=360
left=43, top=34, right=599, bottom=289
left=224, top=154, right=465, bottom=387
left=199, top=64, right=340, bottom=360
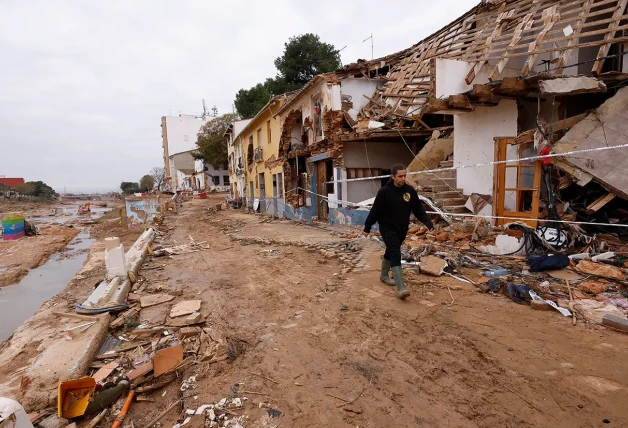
left=28, top=206, right=111, bottom=225
left=0, top=230, right=95, bottom=343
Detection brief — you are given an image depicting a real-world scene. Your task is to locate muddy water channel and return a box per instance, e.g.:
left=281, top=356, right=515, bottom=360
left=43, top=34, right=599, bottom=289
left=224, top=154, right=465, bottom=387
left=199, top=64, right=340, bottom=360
left=0, top=206, right=109, bottom=342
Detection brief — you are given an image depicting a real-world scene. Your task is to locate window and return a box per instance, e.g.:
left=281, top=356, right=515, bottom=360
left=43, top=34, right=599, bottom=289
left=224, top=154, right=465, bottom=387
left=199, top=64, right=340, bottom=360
left=223, top=176, right=230, bottom=185
left=267, top=120, right=271, bottom=146
left=257, top=128, right=262, bottom=146
left=212, top=176, right=220, bottom=185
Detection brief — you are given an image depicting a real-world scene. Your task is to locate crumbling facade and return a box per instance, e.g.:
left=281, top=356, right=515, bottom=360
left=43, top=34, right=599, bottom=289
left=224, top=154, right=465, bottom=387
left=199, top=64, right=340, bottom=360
left=232, top=0, right=628, bottom=230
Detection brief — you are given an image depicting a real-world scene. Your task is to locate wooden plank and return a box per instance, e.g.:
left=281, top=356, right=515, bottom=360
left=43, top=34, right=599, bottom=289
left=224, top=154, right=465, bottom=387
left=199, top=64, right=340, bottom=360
left=498, top=77, right=526, bottom=92
left=515, top=113, right=587, bottom=144
left=471, top=84, right=493, bottom=98
left=426, top=99, right=450, bottom=113
left=553, top=0, right=595, bottom=75
left=586, top=193, right=616, bottom=212
left=448, top=94, right=472, bottom=109
left=592, top=0, right=628, bottom=75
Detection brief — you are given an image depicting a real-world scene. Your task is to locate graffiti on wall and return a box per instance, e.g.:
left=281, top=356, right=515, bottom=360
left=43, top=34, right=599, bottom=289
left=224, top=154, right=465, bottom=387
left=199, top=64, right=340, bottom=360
left=125, top=197, right=168, bottom=229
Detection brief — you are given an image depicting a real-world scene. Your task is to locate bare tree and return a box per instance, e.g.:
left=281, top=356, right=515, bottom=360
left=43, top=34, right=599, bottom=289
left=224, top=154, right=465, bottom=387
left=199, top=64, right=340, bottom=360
left=151, top=167, right=165, bottom=190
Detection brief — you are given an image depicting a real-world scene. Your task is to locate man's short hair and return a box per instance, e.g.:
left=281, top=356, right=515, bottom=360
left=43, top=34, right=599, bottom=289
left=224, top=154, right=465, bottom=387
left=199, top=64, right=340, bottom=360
left=391, top=164, right=407, bottom=176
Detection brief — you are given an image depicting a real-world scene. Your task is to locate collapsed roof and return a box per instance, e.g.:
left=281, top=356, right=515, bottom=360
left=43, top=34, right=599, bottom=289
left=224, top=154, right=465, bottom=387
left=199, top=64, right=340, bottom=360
left=360, top=0, right=628, bottom=126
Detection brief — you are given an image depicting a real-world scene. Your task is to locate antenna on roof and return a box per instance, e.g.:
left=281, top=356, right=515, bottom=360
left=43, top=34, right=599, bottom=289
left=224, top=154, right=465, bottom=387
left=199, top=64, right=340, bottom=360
left=212, top=105, right=218, bottom=117
left=202, top=99, right=208, bottom=119
left=363, top=33, right=373, bottom=60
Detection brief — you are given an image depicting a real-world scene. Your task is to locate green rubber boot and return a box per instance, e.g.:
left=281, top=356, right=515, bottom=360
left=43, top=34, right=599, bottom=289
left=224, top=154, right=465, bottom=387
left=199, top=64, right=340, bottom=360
left=380, top=259, right=395, bottom=286
left=391, top=266, right=410, bottom=300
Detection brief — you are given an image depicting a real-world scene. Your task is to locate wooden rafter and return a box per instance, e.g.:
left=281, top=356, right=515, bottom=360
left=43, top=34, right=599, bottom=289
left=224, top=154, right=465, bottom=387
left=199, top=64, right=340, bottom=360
left=465, top=3, right=509, bottom=84
left=490, top=11, right=536, bottom=81
left=553, top=0, right=595, bottom=75
left=521, top=5, right=560, bottom=75
left=591, top=0, right=628, bottom=75
left=361, top=0, right=628, bottom=122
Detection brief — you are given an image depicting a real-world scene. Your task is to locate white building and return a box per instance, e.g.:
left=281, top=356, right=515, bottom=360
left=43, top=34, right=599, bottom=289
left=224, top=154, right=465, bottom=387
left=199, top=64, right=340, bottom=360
left=161, top=114, right=212, bottom=190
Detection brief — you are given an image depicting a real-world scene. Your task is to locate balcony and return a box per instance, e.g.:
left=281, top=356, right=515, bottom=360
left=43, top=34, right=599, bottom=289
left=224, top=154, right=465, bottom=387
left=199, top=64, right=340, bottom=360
left=254, top=147, right=263, bottom=162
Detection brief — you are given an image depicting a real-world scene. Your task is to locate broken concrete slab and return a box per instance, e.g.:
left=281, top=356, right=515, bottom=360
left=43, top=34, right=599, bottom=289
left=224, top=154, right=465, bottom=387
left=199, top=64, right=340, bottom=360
left=576, top=260, right=624, bottom=281
left=419, top=256, right=448, bottom=276
left=179, top=327, right=202, bottom=339
left=553, top=86, right=628, bottom=199
left=170, top=300, right=202, bottom=318
left=153, top=344, right=183, bottom=376
left=140, top=294, right=175, bottom=308
left=531, top=300, right=553, bottom=311
left=539, top=76, right=606, bottom=96
left=167, top=312, right=204, bottom=327
left=602, top=314, right=628, bottom=333
left=578, top=281, right=608, bottom=295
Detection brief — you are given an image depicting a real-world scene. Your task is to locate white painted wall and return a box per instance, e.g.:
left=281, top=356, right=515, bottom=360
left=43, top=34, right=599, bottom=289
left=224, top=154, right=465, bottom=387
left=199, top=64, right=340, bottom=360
left=453, top=100, right=518, bottom=196
left=343, top=141, right=415, bottom=203
left=341, top=78, right=384, bottom=111
left=165, top=114, right=213, bottom=156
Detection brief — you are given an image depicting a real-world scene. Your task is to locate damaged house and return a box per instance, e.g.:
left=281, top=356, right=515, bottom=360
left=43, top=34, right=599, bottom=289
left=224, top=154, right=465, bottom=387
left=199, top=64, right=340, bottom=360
left=235, top=0, right=628, bottom=233
left=271, top=52, right=436, bottom=224
left=356, top=0, right=628, bottom=230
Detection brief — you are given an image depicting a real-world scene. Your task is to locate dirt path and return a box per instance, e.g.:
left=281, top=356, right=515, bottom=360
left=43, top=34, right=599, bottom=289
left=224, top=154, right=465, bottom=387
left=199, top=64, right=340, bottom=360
left=126, top=197, right=628, bottom=427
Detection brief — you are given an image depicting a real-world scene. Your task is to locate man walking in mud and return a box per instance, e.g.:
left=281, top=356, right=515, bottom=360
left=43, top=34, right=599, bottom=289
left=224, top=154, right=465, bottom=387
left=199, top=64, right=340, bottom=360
left=362, top=164, right=434, bottom=299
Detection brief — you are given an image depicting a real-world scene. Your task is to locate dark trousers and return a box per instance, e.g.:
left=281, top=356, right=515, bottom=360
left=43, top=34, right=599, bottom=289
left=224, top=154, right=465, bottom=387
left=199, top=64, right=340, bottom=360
left=381, top=227, right=407, bottom=268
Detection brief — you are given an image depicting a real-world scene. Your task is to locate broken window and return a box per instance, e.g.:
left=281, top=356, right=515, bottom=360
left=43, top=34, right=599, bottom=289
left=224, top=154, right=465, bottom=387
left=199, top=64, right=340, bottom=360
left=311, top=94, right=323, bottom=141
left=212, top=176, right=220, bottom=186
left=247, top=136, right=254, bottom=167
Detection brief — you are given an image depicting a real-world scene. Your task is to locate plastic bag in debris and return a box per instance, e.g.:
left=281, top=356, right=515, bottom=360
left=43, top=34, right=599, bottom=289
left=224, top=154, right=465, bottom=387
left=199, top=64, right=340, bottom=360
left=527, top=254, right=570, bottom=272
left=503, top=283, right=532, bottom=305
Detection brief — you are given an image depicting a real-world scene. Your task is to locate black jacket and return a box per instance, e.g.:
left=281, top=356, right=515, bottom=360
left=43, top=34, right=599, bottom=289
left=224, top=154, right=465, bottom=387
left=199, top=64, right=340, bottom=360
left=364, top=182, right=434, bottom=234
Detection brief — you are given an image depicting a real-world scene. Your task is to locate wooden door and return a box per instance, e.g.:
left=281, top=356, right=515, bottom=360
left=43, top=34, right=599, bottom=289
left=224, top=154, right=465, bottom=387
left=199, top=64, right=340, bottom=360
left=494, top=137, right=542, bottom=227
left=316, top=161, right=328, bottom=221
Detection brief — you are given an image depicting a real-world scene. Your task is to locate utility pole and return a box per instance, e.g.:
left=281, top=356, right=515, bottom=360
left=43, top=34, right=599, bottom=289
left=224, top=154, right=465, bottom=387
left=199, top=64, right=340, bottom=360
left=363, top=33, right=373, bottom=60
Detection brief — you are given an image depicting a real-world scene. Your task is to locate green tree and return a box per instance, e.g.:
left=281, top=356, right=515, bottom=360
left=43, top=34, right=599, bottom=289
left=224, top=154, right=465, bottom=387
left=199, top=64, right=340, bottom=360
left=120, top=181, right=140, bottom=194
left=234, top=33, right=341, bottom=118
left=192, top=113, right=238, bottom=168
left=0, top=183, right=10, bottom=195
left=274, top=34, right=341, bottom=85
left=14, top=181, right=57, bottom=199
left=234, top=83, right=271, bottom=120
left=139, top=175, right=155, bottom=192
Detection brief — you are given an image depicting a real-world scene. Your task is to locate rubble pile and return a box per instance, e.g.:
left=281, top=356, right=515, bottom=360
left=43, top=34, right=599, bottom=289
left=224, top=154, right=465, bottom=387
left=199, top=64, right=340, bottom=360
left=395, top=218, right=628, bottom=330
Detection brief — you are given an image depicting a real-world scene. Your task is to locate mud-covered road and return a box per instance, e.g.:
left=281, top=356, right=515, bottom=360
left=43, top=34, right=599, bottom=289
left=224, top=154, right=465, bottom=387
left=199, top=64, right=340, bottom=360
left=124, top=197, right=628, bottom=428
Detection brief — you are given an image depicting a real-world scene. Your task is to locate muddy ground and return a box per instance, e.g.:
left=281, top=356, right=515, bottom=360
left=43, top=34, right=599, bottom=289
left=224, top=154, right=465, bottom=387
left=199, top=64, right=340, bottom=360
left=0, top=199, right=125, bottom=287
left=110, top=196, right=628, bottom=428
left=0, top=206, right=141, bottom=406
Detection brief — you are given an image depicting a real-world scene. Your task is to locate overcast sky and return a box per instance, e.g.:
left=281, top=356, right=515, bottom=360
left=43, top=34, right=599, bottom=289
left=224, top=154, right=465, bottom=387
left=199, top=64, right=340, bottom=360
left=0, top=0, right=477, bottom=193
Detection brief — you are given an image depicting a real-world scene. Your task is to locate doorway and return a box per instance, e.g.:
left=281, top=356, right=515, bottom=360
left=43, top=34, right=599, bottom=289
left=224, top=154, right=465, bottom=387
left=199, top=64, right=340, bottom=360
left=315, top=160, right=334, bottom=221
left=258, top=173, right=266, bottom=212
left=494, top=137, right=542, bottom=227
left=272, top=174, right=278, bottom=216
